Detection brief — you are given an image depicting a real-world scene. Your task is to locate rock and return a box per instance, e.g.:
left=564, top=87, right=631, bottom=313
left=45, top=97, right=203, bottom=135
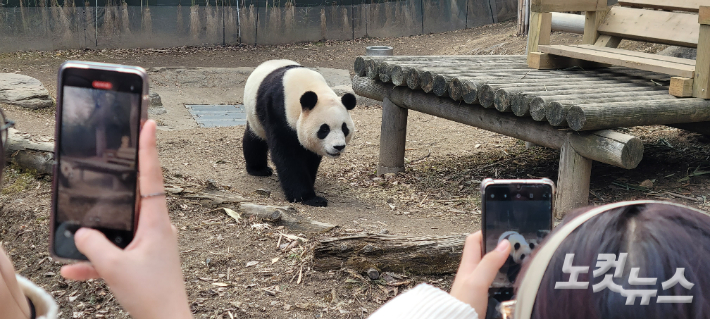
left=254, top=188, right=271, bottom=197
left=657, top=46, right=696, bottom=60
left=640, top=179, right=654, bottom=188
left=366, top=268, right=380, bottom=280
left=149, top=92, right=162, bottom=106
left=148, top=91, right=167, bottom=115
left=0, top=73, right=54, bottom=109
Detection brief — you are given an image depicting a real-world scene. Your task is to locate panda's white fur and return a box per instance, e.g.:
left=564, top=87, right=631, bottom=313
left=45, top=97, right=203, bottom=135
left=242, top=59, right=357, bottom=207
left=243, top=59, right=354, bottom=157
left=499, top=231, right=532, bottom=264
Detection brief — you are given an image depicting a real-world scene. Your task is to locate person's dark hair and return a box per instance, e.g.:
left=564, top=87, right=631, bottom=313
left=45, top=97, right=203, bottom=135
left=516, top=203, right=710, bottom=319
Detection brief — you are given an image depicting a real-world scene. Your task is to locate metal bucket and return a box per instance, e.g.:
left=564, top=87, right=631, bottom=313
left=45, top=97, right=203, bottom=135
left=366, top=46, right=394, bottom=56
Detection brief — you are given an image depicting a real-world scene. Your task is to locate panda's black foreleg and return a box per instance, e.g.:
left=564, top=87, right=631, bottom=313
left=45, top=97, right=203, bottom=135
left=268, top=139, right=327, bottom=207
left=305, top=153, right=322, bottom=187
left=242, top=123, right=273, bottom=177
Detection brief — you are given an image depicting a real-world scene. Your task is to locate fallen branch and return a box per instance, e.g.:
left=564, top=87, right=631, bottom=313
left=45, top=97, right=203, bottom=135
left=6, top=128, right=54, bottom=174
left=313, top=233, right=466, bottom=275
left=239, top=203, right=336, bottom=233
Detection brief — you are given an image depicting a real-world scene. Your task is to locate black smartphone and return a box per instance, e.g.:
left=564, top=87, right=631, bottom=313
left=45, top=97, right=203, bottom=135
left=481, top=178, right=554, bottom=302
left=50, top=61, right=148, bottom=262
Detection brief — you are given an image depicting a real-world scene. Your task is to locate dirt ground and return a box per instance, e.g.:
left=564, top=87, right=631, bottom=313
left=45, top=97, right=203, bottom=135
left=1, top=20, right=709, bottom=318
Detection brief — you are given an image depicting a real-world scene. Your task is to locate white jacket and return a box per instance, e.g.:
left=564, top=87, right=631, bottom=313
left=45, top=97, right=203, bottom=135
left=368, top=284, right=479, bottom=319
left=16, top=274, right=59, bottom=319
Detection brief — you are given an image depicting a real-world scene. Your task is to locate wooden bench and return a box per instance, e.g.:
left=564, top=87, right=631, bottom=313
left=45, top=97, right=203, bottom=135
left=526, top=0, right=709, bottom=98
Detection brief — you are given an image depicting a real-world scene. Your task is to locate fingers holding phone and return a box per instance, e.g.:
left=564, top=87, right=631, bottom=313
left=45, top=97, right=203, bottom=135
left=450, top=231, right=511, bottom=317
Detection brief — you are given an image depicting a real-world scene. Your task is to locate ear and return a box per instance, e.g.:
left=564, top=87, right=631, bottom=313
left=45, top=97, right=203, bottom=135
left=300, top=91, right=318, bottom=111
left=341, top=93, right=356, bottom=111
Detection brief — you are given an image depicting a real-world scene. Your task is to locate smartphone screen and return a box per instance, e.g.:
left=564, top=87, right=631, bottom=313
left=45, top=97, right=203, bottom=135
left=482, top=180, right=553, bottom=296
left=51, top=65, right=144, bottom=260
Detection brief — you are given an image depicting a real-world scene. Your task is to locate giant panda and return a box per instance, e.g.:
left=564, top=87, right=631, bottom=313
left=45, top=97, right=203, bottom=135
left=242, top=59, right=357, bottom=207
left=498, top=231, right=533, bottom=284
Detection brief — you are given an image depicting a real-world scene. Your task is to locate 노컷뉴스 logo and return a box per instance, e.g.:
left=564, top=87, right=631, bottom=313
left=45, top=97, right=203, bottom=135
left=554, top=253, right=694, bottom=305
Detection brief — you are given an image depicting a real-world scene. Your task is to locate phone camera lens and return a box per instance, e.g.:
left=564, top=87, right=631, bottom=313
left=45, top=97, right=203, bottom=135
left=516, top=193, right=521, bottom=199
left=491, top=194, right=495, bottom=198
left=530, top=193, right=534, bottom=199
left=504, top=194, right=507, bottom=198
left=130, top=86, right=135, bottom=91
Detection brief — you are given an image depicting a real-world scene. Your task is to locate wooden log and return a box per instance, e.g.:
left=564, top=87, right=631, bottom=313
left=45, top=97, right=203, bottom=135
left=378, top=62, right=391, bottom=83
left=567, top=99, right=710, bottom=131
left=366, top=59, right=379, bottom=80
left=543, top=92, right=676, bottom=126
left=462, top=79, right=479, bottom=104
left=6, top=129, right=54, bottom=175
left=509, top=86, right=668, bottom=117
left=555, top=137, right=592, bottom=218
left=390, top=66, right=411, bottom=87
left=377, top=98, right=408, bottom=175
left=406, top=68, right=421, bottom=90
left=448, top=78, right=463, bottom=101
left=239, top=203, right=336, bottom=233
left=433, top=74, right=452, bottom=97
left=419, top=70, right=435, bottom=93
left=352, top=76, right=643, bottom=169
left=313, top=233, right=466, bottom=275
left=480, top=80, right=661, bottom=109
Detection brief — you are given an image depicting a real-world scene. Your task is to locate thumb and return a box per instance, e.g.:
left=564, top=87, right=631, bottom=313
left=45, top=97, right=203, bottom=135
left=73, top=228, right=123, bottom=268
left=475, top=240, right=512, bottom=286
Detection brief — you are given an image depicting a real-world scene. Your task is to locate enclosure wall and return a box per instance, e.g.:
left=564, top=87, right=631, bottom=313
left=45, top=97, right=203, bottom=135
left=0, top=0, right=516, bottom=52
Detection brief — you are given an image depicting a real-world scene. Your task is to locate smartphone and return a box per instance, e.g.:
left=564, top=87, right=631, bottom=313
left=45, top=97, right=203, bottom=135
left=481, top=178, right=554, bottom=302
left=50, top=61, right=148, bottom=262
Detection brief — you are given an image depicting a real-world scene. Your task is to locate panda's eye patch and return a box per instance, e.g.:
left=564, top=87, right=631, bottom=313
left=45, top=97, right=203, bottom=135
left=317, top=124, right=330, bottom=139
left=342, top=123, right=349, bottom=136
left=529, top=243, right=535, bottom=249
left=514, top=243, right=521, bottom=250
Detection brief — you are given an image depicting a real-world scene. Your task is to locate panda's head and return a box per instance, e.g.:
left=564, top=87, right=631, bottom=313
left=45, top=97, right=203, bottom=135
left=297, top=91, right=356, bottom=157
left=499, top=231, right=532, bottom=264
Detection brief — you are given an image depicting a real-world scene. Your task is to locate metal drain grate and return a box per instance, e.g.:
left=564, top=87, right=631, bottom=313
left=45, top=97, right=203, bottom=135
left=185, top=104, right=247, bottom=128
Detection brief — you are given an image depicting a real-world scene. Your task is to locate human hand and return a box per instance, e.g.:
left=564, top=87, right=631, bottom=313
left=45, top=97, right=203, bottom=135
left=449, top=231, right=511, bottom=317
left=60, top=120, right=192, bottom=319
left=0, top=245, right=31, bottom=319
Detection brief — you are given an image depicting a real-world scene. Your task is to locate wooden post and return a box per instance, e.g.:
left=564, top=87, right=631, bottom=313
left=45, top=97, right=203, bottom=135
left=555, top=136, right=592, bottom=218
left=377, top=98, right=408, bottom=175
left=582, top=9, right=607, bottom=45
left=694, top=6, right=710, bottom=99
left=527, top=11, right=551, bottom=56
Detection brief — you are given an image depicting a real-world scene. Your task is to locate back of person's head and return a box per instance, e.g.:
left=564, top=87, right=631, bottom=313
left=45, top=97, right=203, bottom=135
left=514, top=201, right=710, bottom=319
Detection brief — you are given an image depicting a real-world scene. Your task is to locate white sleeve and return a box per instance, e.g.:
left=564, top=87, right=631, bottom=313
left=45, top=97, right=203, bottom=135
left=16, top=274, right=59, bottom=319
left=367, top=283, right=479, bottom=319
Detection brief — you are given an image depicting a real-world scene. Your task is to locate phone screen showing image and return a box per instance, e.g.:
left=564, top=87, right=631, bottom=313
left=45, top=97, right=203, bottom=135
left=52, top=68, right=143, bottom=260
left=483, top=183, right=553, bottom=289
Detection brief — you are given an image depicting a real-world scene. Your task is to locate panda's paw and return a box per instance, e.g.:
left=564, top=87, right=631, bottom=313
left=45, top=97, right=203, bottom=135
left=302, top=196, right=328, bottom=207
left=247, top=166, right=273, bottom=177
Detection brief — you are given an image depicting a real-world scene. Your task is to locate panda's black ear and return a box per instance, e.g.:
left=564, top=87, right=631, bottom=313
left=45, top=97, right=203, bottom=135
left=300, top=91, right=318, bottom=111
left=341, top=93, right=356, bottom=111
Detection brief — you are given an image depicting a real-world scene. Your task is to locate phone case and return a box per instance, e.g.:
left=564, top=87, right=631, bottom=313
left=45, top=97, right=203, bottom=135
left=50, top=61, right=149, bottom=263
left=480, top=178, right=555, bottom=289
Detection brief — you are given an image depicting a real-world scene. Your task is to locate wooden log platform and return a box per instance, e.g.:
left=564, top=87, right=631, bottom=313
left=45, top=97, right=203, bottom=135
left=352, top=54, right=710, bottom=216
left=356, top=55, right=710, bottom=132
